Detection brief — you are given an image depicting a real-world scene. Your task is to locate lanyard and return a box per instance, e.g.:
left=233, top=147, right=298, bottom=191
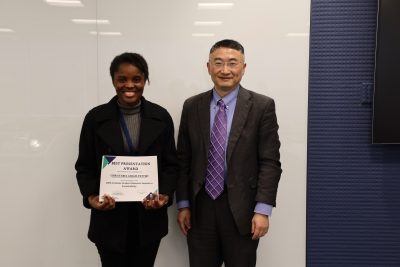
left=118, top=109, right=137, bottom=155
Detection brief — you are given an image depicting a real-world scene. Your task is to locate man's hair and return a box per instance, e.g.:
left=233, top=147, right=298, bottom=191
left=109, top=52, right=149, bottom=83
left=209, top=39, right=245, bottom=55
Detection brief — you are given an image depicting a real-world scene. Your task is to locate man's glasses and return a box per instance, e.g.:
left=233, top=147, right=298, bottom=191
left=210, top=60, right=243, bottom=69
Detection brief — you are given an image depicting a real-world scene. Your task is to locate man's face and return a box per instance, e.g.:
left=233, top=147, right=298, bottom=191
left=207, top=47, right=246, bottom=94
left=112, top=63, right=145, bottom=106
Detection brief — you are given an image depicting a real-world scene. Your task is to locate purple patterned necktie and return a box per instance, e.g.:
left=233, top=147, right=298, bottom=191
left=205, top=99, right=227, bottom=200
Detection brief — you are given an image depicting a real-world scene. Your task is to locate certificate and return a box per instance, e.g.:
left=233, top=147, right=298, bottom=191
left=99, top=155, right=158, bottom=201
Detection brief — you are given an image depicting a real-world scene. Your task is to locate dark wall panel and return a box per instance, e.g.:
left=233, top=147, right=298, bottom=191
left=307, top=0, right=400, bottom=266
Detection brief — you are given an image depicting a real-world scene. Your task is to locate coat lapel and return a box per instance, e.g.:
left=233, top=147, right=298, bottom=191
left=137, top=117, right=164, bottom=155
left=197, top=90, right=212, bottom=155
left=227, top=87, right=252, bottom=163
left=97, top=119, right=125, bottom=155
left=137, top=99, right=165, bottom=155
left=95, top=98, right=126, bottom=155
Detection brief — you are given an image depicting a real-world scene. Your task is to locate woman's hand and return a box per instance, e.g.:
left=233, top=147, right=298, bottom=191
left=142, top=193, right=169, bottom=210
left=88, top=194, right=116, bottom=211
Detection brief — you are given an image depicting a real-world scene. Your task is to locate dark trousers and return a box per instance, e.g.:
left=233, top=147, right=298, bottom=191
left=96, top=204, right=161, bottom=267
left=187, top=188, right=259, bottom=267
left=96, top=240, right=160, bottom=267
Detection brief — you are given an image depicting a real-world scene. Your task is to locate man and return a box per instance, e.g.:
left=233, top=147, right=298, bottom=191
left=176, top=39, right=282, bottom=267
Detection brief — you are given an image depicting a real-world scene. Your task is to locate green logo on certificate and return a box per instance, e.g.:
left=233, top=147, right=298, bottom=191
left=102, top=156, right=116, bottom=169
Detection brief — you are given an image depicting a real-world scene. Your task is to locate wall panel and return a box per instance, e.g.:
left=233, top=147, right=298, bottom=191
left=0, top=1, right=309, bottom=266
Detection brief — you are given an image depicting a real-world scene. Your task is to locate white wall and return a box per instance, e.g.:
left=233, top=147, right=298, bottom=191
left=0, top=0, right=309, bottom=266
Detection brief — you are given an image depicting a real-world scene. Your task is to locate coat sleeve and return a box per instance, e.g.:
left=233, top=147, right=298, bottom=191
left=255, top=99, right=282, bottom=206
left=75, top=111, right=100, bottom=209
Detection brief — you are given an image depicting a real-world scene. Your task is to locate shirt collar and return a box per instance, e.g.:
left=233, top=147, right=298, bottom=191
left=211, top=85, right=240, bottom=109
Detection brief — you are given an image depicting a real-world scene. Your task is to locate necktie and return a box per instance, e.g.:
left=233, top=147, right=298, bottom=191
left=205, top=99, right=227, bottom=200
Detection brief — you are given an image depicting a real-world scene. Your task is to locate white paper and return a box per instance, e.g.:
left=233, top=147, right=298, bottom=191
left=99, top=155, right=158, bottom=201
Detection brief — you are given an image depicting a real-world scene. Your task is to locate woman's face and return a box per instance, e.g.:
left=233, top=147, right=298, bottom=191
left=112, top=63, right=145, bottom=106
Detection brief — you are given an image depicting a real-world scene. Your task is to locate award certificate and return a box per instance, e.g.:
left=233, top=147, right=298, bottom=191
left=99, top=155, right=158, bottom=201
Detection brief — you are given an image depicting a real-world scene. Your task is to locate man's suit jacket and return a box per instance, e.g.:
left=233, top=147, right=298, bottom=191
left=75, top=96, right=178, bottom=252
left=176, top=86, right=282, bottom=235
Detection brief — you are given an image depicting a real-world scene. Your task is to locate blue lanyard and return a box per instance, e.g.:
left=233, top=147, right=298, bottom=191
left=118, top=109, right=137, bottom=155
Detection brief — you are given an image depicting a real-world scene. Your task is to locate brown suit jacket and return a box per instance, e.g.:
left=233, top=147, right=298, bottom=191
left=176, top=86, right=282, bottom=235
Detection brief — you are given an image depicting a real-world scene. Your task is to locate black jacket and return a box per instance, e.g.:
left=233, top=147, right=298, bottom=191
left=75, top=96, right=178, bottom=252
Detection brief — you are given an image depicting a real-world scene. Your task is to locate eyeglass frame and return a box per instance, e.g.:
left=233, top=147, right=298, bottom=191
left=208, top=59, right=245, bottom=69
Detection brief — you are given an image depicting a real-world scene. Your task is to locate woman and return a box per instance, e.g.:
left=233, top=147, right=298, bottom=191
left=75, top=52, right=178, bottom=267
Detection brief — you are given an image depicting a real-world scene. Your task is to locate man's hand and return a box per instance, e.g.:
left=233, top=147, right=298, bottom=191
left=142, top=193, right=169, bottom=210
left=251, top=213, right=269, bottom=240
left=88, top=195, right=116, bottom=211
left=177, top=208, right=191, bottom=235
